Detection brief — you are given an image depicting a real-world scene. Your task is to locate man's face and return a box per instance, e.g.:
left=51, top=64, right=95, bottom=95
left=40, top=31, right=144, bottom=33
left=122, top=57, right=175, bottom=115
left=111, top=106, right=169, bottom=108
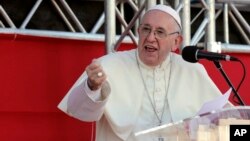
left=137, top=10, right=181, bottom=66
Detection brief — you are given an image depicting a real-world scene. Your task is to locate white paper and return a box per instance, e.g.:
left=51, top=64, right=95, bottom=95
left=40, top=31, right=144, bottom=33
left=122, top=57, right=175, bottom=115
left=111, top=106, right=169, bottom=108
left=197, top=88, right=232, bottom=115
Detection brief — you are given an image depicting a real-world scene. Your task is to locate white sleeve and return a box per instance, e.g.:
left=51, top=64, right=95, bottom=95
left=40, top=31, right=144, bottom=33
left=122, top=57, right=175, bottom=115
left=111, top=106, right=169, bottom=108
left=58, top=73, right=111, bottom=122
left=84, top=79, right=103, bottom=101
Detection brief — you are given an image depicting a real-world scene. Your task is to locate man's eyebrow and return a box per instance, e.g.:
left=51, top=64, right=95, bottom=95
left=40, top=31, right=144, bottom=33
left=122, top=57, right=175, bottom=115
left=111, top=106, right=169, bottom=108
left=156, top=27, right=165, bottom=30
left=141, top=24, right=165, bottom=30
left=140, top=24, right=150, bottom=27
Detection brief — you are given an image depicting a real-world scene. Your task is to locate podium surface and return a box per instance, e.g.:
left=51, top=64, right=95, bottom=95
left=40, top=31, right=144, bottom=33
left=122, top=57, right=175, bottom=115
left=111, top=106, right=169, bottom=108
left=135, top=106, right=250, bottom=141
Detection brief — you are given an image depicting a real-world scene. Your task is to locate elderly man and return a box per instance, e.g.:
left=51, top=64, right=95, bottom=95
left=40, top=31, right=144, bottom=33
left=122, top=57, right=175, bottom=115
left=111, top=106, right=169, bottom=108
left=58, top=4, right=223, bottom=141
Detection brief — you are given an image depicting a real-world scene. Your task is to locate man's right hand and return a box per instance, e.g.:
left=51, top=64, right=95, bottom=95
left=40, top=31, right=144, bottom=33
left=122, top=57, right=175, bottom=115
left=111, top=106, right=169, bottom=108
left=85, top=59, right=107, bottom=91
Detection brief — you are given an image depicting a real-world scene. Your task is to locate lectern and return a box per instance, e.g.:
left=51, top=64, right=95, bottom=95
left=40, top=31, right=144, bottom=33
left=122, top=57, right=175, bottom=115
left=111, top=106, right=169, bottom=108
left=135, top=106, right=250, bottom=141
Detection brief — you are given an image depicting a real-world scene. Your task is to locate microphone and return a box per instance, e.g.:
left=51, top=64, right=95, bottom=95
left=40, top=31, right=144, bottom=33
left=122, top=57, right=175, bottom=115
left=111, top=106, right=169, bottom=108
left=182, top=46, right=239, bottom=63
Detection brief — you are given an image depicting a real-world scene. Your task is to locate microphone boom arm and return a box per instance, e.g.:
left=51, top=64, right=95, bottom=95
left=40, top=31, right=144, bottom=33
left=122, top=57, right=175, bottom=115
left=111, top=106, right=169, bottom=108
left=213, top=60, right=245, bottom=106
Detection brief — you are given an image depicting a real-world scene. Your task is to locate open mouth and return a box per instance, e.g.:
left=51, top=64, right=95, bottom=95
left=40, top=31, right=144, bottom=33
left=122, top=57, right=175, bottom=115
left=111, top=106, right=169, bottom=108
left=145, top=45, right=157, bottom=52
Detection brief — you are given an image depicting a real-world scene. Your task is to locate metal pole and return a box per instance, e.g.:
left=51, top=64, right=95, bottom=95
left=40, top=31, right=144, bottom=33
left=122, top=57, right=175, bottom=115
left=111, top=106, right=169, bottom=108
left=146, top=0, right=156, bottom=10
left=115, top=7, right=137, bottom=45
left=229, top=3, right=250, bottom=36
left=138, top=0, right=145, bottom=22
left=223, top=3, right=229, bottom=43
left=0, top=21, right=5, bottom=27
left=60, top=0, right=86, bottom=32
left=20, top=0, right=43, bottom=29
left=174, top=0, right=180, bottom=9
left=105, top=0, right=116, bottom=53
left=182, top=0, right=191, bottom=49
left=90, top=12, right=105, bottom=33
left=114, top=2, right=146, bottom=51
left=229, top=11, right=250, bottom=44
left=222, top=43, right=250, bottom=53
left=120, top=2, right=125, bottom=33
left=0, top=5, right=16, bottom=28
left=217, top=0, right=250, bottom=4
left=206, top=0, right=219, bottom=52
left=51, top=0, right=75, bottom=32
left=191, top=18, right=209, bottom=45
left=191, top=10, right=222, bottom=46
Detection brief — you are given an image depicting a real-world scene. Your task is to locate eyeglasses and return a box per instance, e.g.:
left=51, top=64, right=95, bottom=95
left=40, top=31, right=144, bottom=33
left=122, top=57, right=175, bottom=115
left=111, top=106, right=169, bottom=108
left=139, top=25, right=179, bottom=39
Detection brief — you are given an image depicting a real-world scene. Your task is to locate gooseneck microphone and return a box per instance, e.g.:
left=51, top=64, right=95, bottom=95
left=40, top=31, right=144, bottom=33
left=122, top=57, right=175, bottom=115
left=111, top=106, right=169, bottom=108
left=182, top=46, right=245, bottom=105
left=182, top=46, right=239, bottom=63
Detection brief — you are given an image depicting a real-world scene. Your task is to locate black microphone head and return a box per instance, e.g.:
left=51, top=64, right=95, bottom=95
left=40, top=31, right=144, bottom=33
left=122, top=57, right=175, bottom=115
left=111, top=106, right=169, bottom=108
left=182, top=46, right=199, bottom=63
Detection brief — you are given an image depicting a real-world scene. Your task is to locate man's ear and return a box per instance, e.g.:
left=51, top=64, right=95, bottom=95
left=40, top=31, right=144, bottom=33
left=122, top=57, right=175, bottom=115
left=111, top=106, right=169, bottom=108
left=171, top=35, right=183, bottom=52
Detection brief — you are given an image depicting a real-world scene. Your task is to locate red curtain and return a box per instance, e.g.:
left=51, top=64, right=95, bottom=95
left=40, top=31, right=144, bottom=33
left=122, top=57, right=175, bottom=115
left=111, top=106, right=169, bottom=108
left=0, top=33, right=249, bottom=141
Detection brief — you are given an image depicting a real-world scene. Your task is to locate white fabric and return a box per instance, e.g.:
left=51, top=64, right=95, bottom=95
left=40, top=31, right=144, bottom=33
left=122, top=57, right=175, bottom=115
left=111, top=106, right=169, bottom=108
left=58, top=49, right=223, bottom=141
left=147, top=5, right=182, bottom=29
left=126, top=52, right=173, bottom=141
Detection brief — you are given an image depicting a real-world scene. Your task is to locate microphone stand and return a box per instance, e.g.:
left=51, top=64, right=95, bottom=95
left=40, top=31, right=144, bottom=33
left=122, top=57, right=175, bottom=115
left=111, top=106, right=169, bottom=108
left=213, top=60, right=245, bottom=106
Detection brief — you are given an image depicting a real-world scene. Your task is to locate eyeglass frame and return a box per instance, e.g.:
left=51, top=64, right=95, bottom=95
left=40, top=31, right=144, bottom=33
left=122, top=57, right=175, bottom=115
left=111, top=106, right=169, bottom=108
left=139, top=24, right=180, bottom=39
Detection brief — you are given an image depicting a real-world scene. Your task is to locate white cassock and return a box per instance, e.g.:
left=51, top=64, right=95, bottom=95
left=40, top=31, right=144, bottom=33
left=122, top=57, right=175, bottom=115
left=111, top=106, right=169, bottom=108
left=58, top=49, right=223, bottom=141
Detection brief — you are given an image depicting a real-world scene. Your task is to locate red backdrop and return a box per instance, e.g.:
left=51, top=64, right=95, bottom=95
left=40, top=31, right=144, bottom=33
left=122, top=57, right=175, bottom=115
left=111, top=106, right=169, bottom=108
left=0, top=33, right=249, bottom=141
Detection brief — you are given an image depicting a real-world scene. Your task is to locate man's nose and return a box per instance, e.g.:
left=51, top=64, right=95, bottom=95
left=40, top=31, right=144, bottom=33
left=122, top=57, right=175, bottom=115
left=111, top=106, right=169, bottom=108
left=146, top=31, right=157, bottom=41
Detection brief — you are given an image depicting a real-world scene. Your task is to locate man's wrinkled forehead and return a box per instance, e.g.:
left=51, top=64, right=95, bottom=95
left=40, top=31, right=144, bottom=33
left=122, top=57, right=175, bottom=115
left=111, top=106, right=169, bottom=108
left=144, top=5, right=182, bottom=29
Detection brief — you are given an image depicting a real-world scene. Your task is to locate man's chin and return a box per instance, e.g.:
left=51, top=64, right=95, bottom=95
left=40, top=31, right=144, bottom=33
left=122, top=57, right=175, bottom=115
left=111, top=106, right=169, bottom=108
left=143, top=59, right=159, bottom=66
